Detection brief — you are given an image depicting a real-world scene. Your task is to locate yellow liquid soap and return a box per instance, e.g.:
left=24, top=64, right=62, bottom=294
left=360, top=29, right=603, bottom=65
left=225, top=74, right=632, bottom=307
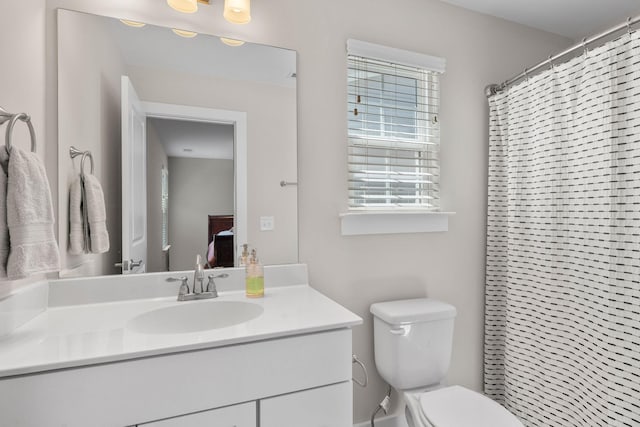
left=245, top=248, right=264, bottom=297
left=246, top=276, right=264, bottom=298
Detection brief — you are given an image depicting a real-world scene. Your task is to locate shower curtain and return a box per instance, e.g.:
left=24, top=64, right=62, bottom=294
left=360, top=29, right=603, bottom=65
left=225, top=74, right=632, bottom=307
left=485, top=30, right=640, bottom=427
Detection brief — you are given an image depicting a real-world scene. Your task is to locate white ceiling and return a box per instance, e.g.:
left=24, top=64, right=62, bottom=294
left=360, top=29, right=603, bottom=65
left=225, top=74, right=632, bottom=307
left=148, top=118, right=234, bottom=160
left=107, top=16, right=296, bottom=88
left=437, top=0, right=640, bottom=40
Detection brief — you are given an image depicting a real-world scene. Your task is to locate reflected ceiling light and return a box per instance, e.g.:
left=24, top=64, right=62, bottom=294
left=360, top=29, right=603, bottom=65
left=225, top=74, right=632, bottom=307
left=220, top=37, right=245, bottom=47
left=167, top=0, right=198, bottom=14
left=120, top=19, right=146, bottom=28
left=172, top=28, right=198, bottom=38
left=224, top=0, right=251, bottom=24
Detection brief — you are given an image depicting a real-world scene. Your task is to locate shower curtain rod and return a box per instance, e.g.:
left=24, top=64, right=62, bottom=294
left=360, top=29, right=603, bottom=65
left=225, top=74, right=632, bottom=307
left=486, top=13, right=640, bottom=97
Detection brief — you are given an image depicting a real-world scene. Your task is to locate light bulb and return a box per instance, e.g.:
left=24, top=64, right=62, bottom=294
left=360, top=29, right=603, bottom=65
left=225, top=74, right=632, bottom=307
left=220, top=37, right=245, bottom=47
left=223, top=0, right=251, bottom=24
left=120, top=19, right=146, bottom=28
left=172, top=28, right=198, bottom=38
left=167, top=0, right=198, bottom=14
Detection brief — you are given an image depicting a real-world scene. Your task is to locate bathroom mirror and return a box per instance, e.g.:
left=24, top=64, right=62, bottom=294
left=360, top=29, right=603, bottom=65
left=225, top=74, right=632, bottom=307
left=57, top=9, right=298, bottom=277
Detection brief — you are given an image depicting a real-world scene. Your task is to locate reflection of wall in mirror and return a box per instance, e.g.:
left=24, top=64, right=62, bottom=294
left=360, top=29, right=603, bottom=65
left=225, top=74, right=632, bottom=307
left=167, top=157, right=233, bottom=271
left=127, top=66, right=297, bottom=268
left=58, top=12, right=123, bottom=277
left=58, top=11, right=297, bottom=277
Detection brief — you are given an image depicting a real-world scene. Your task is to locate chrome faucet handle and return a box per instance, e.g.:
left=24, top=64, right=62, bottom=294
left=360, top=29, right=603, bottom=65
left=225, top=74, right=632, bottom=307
left=167, top=276, right=190, bottom=300
left=206, top=273, right=229, bottom=297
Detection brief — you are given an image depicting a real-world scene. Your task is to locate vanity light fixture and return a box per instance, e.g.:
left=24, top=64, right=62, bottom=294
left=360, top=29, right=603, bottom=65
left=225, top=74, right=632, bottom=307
left=168, top=0, right=250, bottom=26
left=172, top=28, right=199, bottom=38
left=120, top=19, right=146, bottom=28
left=220, top=37, right=245, bottom=47
left=167, top=0, right=198, bottom=14
left=223, top=0, right=251, bottom=24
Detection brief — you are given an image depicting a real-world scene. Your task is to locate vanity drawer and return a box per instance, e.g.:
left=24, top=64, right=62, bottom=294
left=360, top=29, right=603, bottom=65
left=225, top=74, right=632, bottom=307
left=139, top=401, right=256, bottom=427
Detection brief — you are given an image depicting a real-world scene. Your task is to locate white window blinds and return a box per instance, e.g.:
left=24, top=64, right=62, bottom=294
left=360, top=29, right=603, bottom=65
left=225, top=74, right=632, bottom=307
left=347, top=40, right=444, bottom=210
left=161, top=167, right=169, bottom=248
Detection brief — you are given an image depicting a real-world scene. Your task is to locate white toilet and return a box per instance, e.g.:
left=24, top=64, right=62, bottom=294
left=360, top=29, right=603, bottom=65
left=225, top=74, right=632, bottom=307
left=370, top=298, right=523, bottom=427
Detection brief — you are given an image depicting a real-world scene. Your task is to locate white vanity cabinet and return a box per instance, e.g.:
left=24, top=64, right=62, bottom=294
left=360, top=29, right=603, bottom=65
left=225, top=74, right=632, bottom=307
left=0, top=270, right=362, bottom=427
left=0, top=328, right=353, bottom=427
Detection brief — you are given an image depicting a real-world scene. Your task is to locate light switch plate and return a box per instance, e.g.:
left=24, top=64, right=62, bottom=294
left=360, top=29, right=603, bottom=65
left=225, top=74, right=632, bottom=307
left=260, top=216, right=275, bottom=231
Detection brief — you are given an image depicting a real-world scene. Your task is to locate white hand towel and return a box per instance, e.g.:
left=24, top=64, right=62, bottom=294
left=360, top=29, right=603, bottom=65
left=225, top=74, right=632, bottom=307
left=0, top=148, right=9, bottom=277
left=83, top=173, right=109, bottom=254
left=68, top=176, right=84, bottom=255
left=6, top=147, right=60, bottom=279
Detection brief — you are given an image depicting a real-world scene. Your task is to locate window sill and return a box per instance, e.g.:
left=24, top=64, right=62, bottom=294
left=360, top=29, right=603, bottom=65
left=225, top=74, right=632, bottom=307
left=339, top=211, right=455, bottom=236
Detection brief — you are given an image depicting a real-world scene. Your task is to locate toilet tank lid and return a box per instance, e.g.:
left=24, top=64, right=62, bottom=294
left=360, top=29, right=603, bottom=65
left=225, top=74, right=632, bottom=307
left=370, top=298, right=456, bottom=325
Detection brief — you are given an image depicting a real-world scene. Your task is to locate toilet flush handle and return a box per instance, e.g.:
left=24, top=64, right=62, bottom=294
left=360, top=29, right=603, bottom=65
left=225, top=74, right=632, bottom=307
left=390, top=326, right=408, bottom=335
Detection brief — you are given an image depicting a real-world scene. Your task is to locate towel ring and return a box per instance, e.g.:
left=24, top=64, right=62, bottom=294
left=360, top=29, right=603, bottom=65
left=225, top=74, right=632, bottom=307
left=4, top=112, right=37, bottom=155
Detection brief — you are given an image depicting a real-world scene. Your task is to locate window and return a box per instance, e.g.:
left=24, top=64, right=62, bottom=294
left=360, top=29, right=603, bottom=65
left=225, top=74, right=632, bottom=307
left=347, top=40, right=445, bottom=210
left=161, top=166, right=169, bottom=249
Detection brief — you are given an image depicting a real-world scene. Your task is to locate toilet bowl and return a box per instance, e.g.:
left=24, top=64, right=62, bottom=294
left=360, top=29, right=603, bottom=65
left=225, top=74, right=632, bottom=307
left=370, top=299, right=523, bottom=427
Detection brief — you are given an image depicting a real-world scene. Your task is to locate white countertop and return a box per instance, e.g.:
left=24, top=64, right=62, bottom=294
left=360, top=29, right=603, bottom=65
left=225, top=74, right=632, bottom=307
left=0, top=284, right=361, bottom=378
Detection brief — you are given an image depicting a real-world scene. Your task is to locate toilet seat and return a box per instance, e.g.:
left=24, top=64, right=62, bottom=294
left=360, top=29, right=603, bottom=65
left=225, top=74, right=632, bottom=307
left=405, top=386, right=523, bottom=427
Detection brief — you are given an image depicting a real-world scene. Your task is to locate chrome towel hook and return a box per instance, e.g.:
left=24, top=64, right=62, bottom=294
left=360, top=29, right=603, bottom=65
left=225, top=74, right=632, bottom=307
left=0, top=106, right=37, bottom=154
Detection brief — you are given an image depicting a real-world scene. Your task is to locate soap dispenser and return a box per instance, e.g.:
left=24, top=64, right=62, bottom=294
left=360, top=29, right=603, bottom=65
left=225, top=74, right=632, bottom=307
left=245, top=248, right=264, bottom=298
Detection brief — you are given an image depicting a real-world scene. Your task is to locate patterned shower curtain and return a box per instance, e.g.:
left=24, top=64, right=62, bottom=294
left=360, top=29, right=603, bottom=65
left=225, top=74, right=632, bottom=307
left=485, top=30, right=640, bottom=427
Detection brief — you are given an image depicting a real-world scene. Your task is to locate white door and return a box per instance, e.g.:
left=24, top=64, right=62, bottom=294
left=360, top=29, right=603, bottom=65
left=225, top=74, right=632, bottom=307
left=120, top=76, right=147, bottom=274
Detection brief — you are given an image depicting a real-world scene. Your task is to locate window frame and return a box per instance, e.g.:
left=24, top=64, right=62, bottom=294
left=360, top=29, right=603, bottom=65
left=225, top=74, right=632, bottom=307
left=342, top=40, right=452, bottom=235
left=346, top=40, right=445, bottom=211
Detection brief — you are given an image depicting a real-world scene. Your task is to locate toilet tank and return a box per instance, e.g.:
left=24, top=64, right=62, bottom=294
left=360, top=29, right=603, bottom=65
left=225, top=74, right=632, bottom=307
left=370, top=299, right=456, bottom=391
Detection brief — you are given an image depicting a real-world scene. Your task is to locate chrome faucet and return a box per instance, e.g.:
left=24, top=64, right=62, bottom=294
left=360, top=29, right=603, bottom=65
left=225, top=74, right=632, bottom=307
left=166, top=255, right=229, bottom=301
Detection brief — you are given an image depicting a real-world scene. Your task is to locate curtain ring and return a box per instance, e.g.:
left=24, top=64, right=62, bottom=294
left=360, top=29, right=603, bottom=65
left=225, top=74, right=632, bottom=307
left=548, top=55, right=554, bottom=70
left=582, top=37, right=589, bottom=56
left=5, top=113, right=37, bottom=155
left=80, top=151, right=94, bottom=176
left=628, top=17, right=633, bottom=37
left=524, top=67, right=529, bottom=81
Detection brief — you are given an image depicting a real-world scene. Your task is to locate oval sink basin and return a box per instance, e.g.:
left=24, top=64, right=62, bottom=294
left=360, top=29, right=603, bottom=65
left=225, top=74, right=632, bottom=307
left=127, top=301, right=264, bottom=334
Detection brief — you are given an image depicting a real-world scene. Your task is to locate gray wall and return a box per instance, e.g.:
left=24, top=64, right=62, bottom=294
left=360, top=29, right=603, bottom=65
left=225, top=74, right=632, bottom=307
left=168, top=157, right=234, bottom=271
left=2, top=0, right=573, bottom=422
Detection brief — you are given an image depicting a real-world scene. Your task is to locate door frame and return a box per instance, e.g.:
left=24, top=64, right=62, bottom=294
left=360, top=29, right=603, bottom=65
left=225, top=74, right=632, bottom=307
left=141, top=102, right=248, bottom=262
